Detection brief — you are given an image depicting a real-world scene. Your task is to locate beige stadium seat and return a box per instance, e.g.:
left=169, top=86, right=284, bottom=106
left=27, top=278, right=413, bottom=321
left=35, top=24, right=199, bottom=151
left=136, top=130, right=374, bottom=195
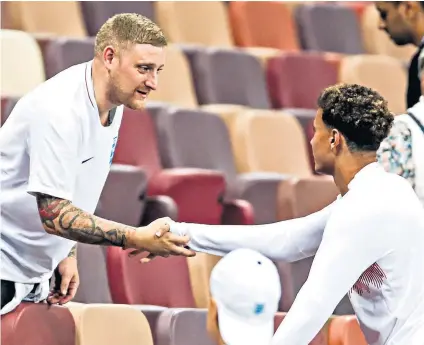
left=339, top=54, right=407, bottom=114
left=1, top=30, right=46, bottom=97
left=233, top=110, right=313, bottom=177
left=242, top=47, right=282, bottom=68
left=3, top=1, right=86, bottom=37
left=148, top=45, right=198, bottom=108
left=155, top=1, right=233, bottom=47
left=186, top=253, right=222, bottom=308
left=66, top=303, right=154, bottom=345
left=361, top=5, right=416, bottom=63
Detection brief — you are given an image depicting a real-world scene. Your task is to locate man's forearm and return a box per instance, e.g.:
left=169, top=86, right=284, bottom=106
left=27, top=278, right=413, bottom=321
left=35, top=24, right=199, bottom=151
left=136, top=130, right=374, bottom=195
left=35, top=193, right=135, bottom=247
left=171, top=201, right=335, bottom=262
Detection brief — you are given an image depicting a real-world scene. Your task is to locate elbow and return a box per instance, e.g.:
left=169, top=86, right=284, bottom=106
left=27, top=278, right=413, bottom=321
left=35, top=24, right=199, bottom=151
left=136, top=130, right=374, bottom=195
left=38, top=215, right=58, bottom=235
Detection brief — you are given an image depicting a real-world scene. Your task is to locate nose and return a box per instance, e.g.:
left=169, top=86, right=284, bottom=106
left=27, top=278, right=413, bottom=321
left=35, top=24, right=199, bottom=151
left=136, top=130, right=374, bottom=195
left=145, top=73, right=158, bottom=91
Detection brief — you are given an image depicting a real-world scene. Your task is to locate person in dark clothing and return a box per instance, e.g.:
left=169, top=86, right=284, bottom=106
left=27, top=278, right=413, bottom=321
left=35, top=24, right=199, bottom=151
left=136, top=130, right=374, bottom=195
left=376, top=1, right=424, bottom=107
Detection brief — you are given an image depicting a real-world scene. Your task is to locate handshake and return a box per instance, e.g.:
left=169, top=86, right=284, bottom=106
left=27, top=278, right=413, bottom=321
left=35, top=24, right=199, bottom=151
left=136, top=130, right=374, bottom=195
left=124, top=218, right=196, bottom=263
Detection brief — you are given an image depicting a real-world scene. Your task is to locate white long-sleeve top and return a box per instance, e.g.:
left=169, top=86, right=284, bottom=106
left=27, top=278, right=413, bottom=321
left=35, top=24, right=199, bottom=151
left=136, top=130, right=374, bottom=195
left=171, top=163, right=424, bottom=345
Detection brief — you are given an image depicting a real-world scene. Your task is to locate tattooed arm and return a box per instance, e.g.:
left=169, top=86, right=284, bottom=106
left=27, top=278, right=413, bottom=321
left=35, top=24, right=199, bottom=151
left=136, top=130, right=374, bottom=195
left=35, top=193, right=135, bottom=247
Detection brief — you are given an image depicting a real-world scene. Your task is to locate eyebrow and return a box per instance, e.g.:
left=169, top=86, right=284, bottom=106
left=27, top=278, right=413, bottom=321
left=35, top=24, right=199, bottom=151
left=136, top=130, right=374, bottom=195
left=136, top=63, right=164, bottom=69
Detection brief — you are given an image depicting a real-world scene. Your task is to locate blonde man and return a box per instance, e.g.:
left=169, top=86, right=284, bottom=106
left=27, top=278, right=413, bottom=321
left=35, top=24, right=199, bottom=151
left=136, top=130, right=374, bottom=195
left=0, top=13, right=194, bottom=314
left=207, top=248, right=281, bottom=345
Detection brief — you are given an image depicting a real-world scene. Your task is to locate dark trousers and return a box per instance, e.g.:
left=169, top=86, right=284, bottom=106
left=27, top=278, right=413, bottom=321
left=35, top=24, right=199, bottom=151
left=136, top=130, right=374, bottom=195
left=1, top=280, right=16, bottom=309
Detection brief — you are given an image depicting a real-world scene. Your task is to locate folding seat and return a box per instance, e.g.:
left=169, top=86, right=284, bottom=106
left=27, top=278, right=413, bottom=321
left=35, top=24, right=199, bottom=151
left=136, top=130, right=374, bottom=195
left=328, top=315, right=368, bottom=345
left=2, top=1, right=86, bottom=37
left=339, top=55, right=407, bottom=114
left=40, top=37, right=95, bottom=79
left=1, top=30, right=45, bottom=97
left=282, top=108, right=316, bottom=173
left=107, top=246, right=196, bottom=307
left=1, top=97, right=19, bottom=126
left=361, top=5, right=416, bottom=63
left=148, top=104, right=285, bottom=225
left=147, top=45, right=198, bottom=109
left=66, top=303, right=154, bottom=345
left=267, top=52, right=339, bottom=109
left=113, top=107, right=230, bottom=225
left=295, top=4, right=364, bottom=54
left=182, top=46, right=271, bottom=109
left=155, top=1, right=233, bottom=47
left=80, top=1, right=155, bottom=37
left=228, top=1, right=299, bottom=51
left=155, top=309, right=216, bottom=345
left=1, top=303, right=75, bottom=345
left=233, top=109, right=313, bottom=177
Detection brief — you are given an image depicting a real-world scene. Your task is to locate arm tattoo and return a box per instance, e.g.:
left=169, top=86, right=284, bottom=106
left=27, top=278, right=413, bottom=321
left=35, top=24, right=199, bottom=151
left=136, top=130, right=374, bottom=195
left=68, top=244, right=77, bottom=258
left=35, top=193, right=135, bottom=247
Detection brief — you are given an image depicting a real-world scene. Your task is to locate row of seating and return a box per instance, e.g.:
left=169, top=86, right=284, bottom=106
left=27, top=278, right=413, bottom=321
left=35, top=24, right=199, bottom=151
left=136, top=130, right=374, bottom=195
left=1, top=302, right=367, bottom=345
left=1, top=30, right=408, bottom=114
left=1, top=1, right=415, bottom=62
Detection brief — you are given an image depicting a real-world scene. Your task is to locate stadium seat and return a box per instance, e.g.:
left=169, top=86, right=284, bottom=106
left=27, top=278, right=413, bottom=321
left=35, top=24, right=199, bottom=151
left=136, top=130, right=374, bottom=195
left=1, top=303, right=75, bottom=345
left=328, top=315, right=368, bottom=345
left=339, top=54, right=408, bottom=114
left=80, top=1, right=155, bottom=36
left=182, top=46, right=271, bottom=108
left=232, top=109, right=313, bottom=177
left=0, top=97, right=19, bottom=126
left=155, top=1, right=233, bottom=47
left=107, top=247, right=196, bottom=307
left=282, top=108, right=316, bottom=173
left=113, top=106, right=226, bottom=225
left=73, top=244, right=113, bottom=304
left=148, top=105, right=285, bottom=225
left=66, top=303, right=155, bottom=345
left=39, top=37, right=95, bottom=79
left=295, top=4, right=364, bottom=54
left=267, top=52, right=339, bottom=109
left=2, top=1, right=86, bottom=37
left=147, top=45, right=198, bottom=108
left=95, top=164, right=148, bottom=227
left=1, top=30, right=45, bottom=97
left=228, top=1, right=299, bottom=51
left=274, top=312, right=328, bottom=344
left=155, top=309, right=216, bottom=345
left=361, top=5, right=416, bottom=63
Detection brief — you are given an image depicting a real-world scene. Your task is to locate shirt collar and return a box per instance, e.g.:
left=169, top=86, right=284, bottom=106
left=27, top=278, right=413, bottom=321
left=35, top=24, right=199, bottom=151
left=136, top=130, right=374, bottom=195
left=347, top=162, right=381, bottom=191
left=85, top=60, right=97, bottom=112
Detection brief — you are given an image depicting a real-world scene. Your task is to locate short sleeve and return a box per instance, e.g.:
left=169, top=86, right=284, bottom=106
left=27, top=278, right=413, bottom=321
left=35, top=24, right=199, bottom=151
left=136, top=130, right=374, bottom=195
left=27, top=109, right=83, bottom=201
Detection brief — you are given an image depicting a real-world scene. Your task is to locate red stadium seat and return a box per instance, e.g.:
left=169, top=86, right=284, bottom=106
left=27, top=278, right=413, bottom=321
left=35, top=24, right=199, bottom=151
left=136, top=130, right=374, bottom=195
left=113, top=106, right=228, bottom=225
left=267, top=52, right=339, bottom=109
left=1, top=303, right=75, bottom=345
left=107, top=247, right=196, bottom=307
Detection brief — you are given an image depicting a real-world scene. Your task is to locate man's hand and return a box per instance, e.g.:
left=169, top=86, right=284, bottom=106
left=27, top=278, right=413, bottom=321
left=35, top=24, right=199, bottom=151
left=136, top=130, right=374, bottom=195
left=127, top=217, right=196, bottom=263
left=47, top=256, right=79, bottom=305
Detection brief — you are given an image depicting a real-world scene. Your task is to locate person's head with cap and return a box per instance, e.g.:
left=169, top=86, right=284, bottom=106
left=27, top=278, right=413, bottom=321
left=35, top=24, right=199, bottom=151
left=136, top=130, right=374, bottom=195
left=207, top=248, right=281, bottom=345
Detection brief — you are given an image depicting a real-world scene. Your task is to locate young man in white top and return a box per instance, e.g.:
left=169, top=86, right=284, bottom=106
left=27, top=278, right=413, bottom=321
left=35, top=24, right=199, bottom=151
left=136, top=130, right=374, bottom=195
left=0, top=13, right=195, bottom=314
left=156, top=84, right=424, bottom=345
left=207, top=248, right=281, bottom=345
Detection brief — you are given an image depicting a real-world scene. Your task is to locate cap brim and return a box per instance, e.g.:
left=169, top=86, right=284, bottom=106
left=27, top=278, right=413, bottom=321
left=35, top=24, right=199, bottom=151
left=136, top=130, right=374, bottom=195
left=217, top=304, right=274, bottom=345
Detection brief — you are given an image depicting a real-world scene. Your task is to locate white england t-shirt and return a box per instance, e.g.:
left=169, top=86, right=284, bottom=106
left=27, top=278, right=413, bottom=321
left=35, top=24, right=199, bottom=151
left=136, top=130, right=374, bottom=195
left=171, top=163, right=424, bottom=345
left=0, top=60, right=123, bottom=283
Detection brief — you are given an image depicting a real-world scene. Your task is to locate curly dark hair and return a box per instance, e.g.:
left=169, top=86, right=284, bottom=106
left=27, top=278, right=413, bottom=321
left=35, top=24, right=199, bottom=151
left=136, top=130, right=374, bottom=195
left=317, top=84, right=394, bottom=152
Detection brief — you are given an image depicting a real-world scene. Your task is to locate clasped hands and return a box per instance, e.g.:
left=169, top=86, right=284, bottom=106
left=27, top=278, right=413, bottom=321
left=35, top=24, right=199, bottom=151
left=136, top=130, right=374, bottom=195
left=125, top=217, right=196, bottom=263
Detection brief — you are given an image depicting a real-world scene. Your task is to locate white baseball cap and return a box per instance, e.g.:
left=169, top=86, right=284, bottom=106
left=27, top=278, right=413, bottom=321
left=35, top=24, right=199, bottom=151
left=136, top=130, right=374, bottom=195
left=210, top=248, right=281, bottom=345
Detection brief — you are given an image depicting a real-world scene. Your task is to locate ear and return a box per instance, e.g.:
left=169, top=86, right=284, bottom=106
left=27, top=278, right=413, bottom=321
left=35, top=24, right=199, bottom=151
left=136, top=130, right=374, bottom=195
left=400, top=2, right=420, bottom=20
left=330, top=129, right=341, bottom=149
left=102, top=46, right=116, bottom=70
